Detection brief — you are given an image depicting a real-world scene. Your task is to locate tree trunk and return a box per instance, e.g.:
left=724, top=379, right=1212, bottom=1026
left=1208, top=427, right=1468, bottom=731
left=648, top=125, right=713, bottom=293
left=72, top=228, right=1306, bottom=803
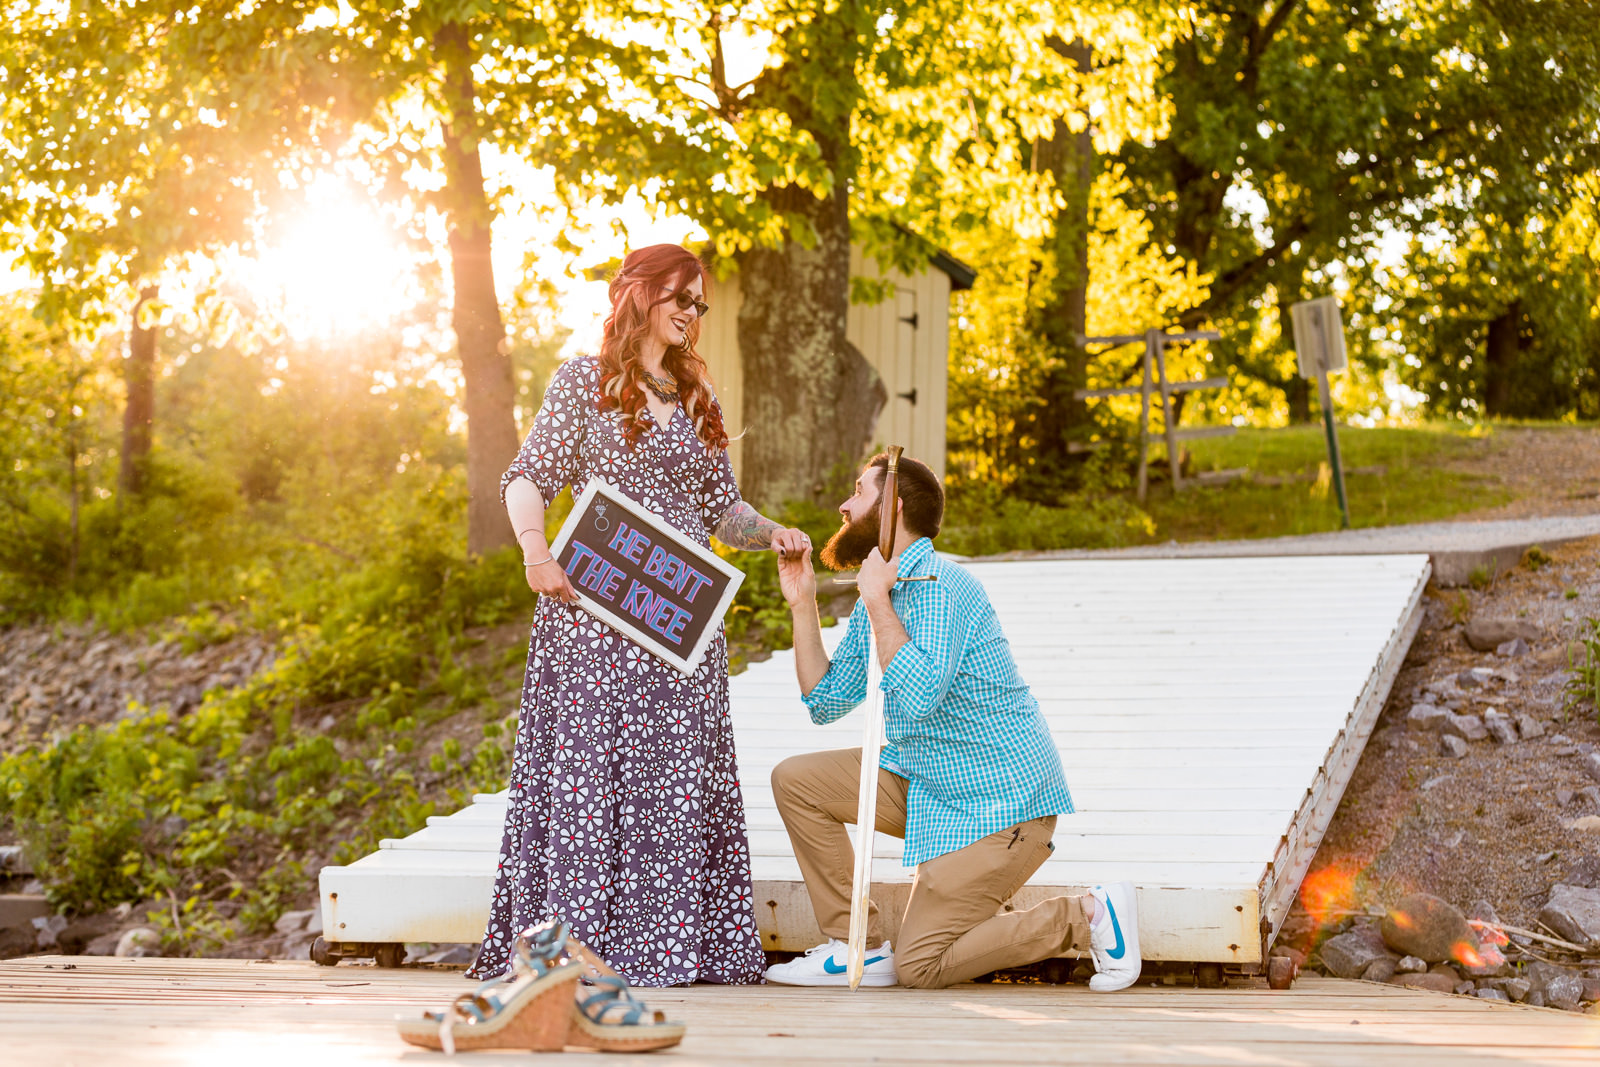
left=1483, top=300, right=1523, bottom=416
left=119, top=284, right=158, bottom=496
left=736, top=183, right=885, bottom=508
left=1029, top=105, right=1094, bottom=463
left=437, top=24, right=519, bottom=556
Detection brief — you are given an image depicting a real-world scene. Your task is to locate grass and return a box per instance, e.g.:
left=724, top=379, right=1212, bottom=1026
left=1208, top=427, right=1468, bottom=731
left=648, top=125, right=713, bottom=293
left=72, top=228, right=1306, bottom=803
left=1139, top=424, right=1509, bottom=543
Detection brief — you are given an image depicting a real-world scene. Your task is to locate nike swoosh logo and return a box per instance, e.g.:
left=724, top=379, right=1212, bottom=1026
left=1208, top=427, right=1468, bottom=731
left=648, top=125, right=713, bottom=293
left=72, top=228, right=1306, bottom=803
left=1103, top=896, right=1126, bottom=960
left=823, top=954, right=887, bottom=974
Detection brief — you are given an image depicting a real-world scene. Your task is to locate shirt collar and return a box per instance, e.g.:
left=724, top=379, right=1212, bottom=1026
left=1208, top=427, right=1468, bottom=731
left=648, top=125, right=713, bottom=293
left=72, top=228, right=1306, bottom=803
left=894, top=536, right=934, bottom=580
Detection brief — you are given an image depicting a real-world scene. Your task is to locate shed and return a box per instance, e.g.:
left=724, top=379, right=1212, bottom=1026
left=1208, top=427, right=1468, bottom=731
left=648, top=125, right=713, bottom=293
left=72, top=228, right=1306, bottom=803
left=696, top=246, right=975, bottom=484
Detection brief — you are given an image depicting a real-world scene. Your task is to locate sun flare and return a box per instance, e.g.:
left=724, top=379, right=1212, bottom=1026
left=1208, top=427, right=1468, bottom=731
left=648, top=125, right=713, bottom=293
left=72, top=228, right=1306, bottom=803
left=242, top=179, right=416, bottom=339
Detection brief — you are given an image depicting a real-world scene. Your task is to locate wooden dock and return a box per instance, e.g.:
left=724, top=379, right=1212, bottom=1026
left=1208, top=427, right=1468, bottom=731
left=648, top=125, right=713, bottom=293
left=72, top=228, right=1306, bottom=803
left=2, top=956, right=1597, bottom=1066
left=323, top=554, right=1430, bottom=972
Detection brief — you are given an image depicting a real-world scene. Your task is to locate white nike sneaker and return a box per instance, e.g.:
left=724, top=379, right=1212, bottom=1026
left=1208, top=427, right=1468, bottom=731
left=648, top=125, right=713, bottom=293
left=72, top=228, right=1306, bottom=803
left=1087, top=881, right=1143, bottom=991
left=763, top=938, right=898, bottom=987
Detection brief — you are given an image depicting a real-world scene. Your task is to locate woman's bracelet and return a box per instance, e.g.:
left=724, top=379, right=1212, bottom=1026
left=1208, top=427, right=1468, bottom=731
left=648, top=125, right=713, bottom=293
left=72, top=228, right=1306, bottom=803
left=523, top=555, right=555, bottom=568
left=516, top=527, right=545, bottom=543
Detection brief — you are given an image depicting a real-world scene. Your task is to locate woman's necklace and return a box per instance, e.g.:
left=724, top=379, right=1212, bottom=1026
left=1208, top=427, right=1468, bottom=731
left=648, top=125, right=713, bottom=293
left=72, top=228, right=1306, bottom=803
left=641, top=369, right=679, bottom=404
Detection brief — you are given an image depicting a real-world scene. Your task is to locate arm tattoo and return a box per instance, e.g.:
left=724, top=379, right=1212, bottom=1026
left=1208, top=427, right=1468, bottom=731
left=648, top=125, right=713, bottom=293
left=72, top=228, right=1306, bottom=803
left=714, top=501, right=782, bottom=550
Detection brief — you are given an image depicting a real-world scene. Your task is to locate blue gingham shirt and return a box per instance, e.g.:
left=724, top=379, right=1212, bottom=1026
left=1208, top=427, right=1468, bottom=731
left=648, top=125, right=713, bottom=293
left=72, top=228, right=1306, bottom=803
left=802, top=537, right=1074, bottom=865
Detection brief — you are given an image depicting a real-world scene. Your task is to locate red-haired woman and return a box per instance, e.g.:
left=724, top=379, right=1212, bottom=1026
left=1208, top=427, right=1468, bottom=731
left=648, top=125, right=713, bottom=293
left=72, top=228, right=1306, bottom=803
left=468, top=244, right=808, bottom=987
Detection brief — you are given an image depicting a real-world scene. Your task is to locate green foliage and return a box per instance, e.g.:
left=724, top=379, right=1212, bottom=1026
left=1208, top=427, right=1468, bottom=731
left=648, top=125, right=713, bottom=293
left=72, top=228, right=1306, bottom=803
left=1565, top=618, right=1600, bottom=722
left=941, top=483, right=1154, bottom=557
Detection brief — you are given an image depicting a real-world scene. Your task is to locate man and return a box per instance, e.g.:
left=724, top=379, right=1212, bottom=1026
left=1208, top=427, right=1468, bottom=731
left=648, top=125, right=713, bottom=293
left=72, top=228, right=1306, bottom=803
left=765, top=453, right=1142, bottom=991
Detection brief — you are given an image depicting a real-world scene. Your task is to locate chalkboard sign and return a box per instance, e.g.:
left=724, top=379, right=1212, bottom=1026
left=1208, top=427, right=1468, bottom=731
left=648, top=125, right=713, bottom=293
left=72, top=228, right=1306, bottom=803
left=548, top=479, right=745, bottom=675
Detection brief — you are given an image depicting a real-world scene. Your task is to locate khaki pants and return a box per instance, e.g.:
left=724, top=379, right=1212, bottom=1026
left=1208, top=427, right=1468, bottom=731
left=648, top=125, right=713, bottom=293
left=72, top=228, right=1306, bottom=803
left=771, top=747, right=1090, bottom=989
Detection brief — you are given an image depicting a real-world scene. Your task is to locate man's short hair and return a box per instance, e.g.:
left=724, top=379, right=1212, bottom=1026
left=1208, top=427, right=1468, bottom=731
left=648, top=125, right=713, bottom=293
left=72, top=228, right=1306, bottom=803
left=867, top=452, right=944, bottom=539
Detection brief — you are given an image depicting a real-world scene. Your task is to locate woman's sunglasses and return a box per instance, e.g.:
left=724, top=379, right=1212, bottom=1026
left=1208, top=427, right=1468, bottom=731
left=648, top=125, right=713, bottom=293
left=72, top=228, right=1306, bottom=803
left=661, top=286, right=710, bottom=318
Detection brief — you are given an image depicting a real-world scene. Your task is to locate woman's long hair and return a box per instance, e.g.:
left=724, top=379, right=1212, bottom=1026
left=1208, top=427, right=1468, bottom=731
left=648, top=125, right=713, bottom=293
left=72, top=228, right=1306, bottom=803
left=597, top=244, right=728, bottom=451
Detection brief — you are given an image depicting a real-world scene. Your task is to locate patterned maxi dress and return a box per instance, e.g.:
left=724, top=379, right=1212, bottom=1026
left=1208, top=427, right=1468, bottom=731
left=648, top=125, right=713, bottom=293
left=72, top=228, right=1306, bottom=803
left=467, top=355, right=767, bottom=987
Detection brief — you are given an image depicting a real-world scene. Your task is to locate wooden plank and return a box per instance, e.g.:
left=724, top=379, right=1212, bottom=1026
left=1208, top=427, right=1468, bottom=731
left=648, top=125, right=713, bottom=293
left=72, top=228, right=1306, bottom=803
left=1, top=960, right=1595, bottom=1067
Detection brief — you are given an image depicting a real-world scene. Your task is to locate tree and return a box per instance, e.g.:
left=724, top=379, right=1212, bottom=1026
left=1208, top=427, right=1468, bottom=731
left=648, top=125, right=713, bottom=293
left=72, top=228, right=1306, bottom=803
left=0, top=3, right=366, bottom=499
left=1111, top=0, right=1600, bottom=419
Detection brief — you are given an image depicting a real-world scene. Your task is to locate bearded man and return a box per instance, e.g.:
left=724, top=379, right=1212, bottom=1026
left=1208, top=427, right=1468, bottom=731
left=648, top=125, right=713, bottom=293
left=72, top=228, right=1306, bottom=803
left=764, top=452, right=1143, bottom=991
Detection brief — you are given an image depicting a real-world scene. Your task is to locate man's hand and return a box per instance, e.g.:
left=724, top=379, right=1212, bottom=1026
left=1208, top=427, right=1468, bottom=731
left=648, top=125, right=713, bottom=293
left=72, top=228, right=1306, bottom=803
left=776, top=537, right=817, bottom=608
left=856, top=547, right=899, bottom=604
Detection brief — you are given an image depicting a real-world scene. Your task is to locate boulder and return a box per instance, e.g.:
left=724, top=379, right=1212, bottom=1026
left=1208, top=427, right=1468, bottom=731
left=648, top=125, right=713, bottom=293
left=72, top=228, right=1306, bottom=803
left=1390, top=972, right=1458, bottom=994
left=1406, top=704, right=1449, bottom=732
left=1546, top=973, right=1586, bottom=1010
left=1319, top=924, right=1394, bottom=979
left=1465, top=618, right=1541, bottom=652
left=1539, top=885, right=1600, bottom=947
left=115, top=927, right=162, bottom=958
left=1485, top=716, right=1518, bottom=745
left=1442, top=713, right=1488, bottom=742
left=1361, top=957, right=1398, bottom=983
left=1582, top=977, right=1600, bottom=1003
left=1382, top=894, right=1479, bottom=963
left=274, top=909, right=316, bottom=936
left=1475, top=987, right=1510, bottom=1002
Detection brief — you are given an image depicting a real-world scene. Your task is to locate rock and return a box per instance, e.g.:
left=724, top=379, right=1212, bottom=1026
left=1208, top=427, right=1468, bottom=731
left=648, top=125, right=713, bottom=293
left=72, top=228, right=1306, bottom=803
left=1319, top=924, right=1395, bottom=979
left=1496, top=637, right=1530, bottom=657
left=1421, top=774, right=1453, bottom=791
left=1584, top=787, right=1600, bottom=812
left=306, top=909, right=323, bottom=936
left=1568, top=855, right=1600, bottom=888
left=1460, top=941, right=1510, bottom=978
left=1455, top=670, right=1486, bottom=690
left=1500, top=977, right=1533, bottom=1002
left=1583, top=977, right=1600, bottom=1003
left=115, top=927, right=162, bottom=957
left=1517, top=714, right=1545, bottom=739
left=30, top=914, right=68, bottom=949
left=1568, top=816, right=1600, bottom=833
left=1391, top=972, right=1458, bottom=994
left=1441, top=735, right=1468, bottom=758
left=1465, top=618, right=1541, bottom=652
left=1362, top=957, right=1398, bottom=983
left=1485, top=716, right=1518, bottom=745
left=1539, top=884, right=1600, bottom=947
left=274, top=909, right=316, bottom=936
left=1584, top=753, right=1600, bottom=785
left=418, top=944, right=478, bottom=966
left=1442, top=713, right=1488, bottom=741
left=84, top=930, right=122, bottom=956
left=0, top=845, right=30, bottom=874
left=1559, top=789, right=1577, bottom=807
left=1429, top=962, right=1461, bottom=980
left=1475, top=987, right=1510, bottom=1001
left=1527, top=991, right=1547, bottom=1008
left=1407, top=704, right=1449, bottom=732
left=1395, top=955, right=1427, bottom=973
left=1382, top=894, right=1479, bottom=963
left=1546, top=973, right=1585, bottom=1010
left=1452, top=981, right=1475, bottom=995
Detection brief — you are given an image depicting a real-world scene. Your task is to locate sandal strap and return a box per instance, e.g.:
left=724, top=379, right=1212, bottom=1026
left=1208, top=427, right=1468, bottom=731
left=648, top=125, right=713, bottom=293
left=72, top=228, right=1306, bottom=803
left=578, top=975, right=668, bottom=1027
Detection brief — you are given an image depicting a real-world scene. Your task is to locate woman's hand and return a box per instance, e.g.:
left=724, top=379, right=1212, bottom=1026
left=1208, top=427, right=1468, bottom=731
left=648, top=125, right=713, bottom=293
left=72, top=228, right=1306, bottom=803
left=776, top=537, right=817, bottom=608
left=525, top=558, right=579, bottom=604
left=769, top=526, right=810, bottom=560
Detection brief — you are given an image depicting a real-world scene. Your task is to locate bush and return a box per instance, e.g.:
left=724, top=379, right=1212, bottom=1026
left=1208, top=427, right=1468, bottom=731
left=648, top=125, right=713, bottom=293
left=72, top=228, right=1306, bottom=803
left=939, top=483, right=1155, bottom=557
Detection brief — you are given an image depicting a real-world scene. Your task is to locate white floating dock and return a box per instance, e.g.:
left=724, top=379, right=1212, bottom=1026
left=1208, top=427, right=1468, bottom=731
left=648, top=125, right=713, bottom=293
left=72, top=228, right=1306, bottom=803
left=319, top=554, right=1430, bottom=970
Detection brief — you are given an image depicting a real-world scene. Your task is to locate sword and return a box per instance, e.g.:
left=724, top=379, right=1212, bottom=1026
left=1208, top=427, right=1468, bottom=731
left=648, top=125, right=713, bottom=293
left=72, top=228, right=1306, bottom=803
left=846, top=446, right=902, bottom=990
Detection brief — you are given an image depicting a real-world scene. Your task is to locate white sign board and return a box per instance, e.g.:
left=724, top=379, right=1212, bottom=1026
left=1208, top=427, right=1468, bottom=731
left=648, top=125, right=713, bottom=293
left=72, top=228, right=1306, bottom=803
left=1289, top=296, right=1348, bottom=379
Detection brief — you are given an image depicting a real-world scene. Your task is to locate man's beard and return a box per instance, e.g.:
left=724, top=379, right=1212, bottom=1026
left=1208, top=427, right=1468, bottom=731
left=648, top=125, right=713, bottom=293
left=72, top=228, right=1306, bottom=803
left=820, top=502, right=881, bottom=571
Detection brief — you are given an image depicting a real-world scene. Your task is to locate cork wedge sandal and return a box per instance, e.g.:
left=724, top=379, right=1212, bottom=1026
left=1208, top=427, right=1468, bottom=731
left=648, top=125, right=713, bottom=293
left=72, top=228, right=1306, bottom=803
left=395, top=921, right=582, bottom=1054
left=564, top=941, right=686, bottom=1053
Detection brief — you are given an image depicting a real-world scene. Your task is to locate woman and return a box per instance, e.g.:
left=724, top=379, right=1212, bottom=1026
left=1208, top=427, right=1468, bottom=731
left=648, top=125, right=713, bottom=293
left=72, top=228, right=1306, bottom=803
left=468, top=244, right=807, bottom=987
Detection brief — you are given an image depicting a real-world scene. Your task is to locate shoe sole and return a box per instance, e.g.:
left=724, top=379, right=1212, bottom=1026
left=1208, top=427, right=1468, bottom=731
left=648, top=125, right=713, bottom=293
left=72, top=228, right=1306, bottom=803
left=764, top=973, right=898, bottom=987
left=395, top=966, right=580, bottom=1052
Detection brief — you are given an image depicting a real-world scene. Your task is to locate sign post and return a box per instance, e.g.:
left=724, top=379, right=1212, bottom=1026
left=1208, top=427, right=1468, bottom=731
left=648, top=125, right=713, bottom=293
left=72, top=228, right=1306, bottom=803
left=549, top=480, right=745, bottom=675
left=1289, top=296, right=1352, bottom=530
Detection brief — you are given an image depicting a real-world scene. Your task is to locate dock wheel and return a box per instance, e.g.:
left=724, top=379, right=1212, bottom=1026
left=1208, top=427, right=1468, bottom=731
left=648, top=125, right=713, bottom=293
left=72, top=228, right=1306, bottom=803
left=1037, top=959, right=1074, bottom=985
left=309, top=937, right=341, bottom=967
left=1195, top=962, right=1225, bottom=989
left=374, top=942, right=406, bottom=969
left=1267, top=955, right=1296, bottom=990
